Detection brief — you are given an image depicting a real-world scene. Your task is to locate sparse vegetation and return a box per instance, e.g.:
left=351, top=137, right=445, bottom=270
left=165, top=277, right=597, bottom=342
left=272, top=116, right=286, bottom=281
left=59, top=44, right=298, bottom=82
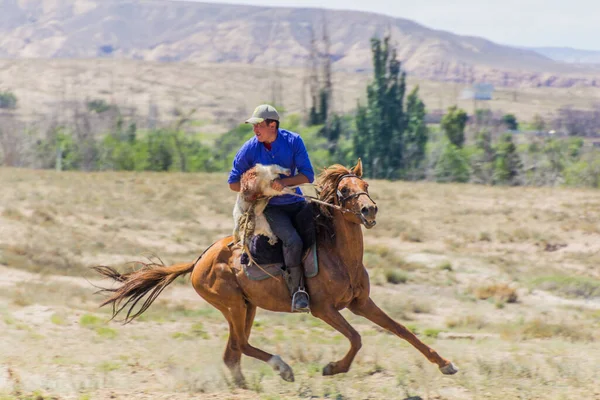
left=50, top=313, right=67, bottom=325
left=0, top=91, right=18, bottom=109
left=423, top=328, right=443, bottom=338
left=532, top=275, right=600, bottom=299
left=473, top=283, right=518, bottom=303
left=97, top=361, right=121, bottom=373
left=79, top=314, right=102, bottom=327
left=499, top=318, right=595, bottom=342
left=445, top=314, right=488, bottom=330
left=437, top=261, right=453, bottom=271
left=384, top=268, right=408, bottom=284
left=0, top=168, right=599, bottom=399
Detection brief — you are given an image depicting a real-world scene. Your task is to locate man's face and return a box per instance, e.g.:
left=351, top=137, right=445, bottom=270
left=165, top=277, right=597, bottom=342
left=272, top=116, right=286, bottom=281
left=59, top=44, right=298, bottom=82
left=252, top=121, right=276, bottom=142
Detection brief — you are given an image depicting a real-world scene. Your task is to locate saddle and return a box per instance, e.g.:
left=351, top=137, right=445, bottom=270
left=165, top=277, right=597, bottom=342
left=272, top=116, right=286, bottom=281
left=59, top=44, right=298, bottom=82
left=234, top=202, right=319, bottom=281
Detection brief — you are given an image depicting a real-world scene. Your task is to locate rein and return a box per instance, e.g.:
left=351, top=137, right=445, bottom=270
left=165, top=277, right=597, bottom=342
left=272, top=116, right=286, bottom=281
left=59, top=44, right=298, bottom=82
left=239, top=173, right=375, bottom=276
left=285, top=174, right=376, bottom=222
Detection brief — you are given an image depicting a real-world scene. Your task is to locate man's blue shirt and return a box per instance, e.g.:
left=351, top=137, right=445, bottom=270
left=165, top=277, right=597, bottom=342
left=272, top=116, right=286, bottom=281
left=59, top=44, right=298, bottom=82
left=228, top=129, right=315, bottom=205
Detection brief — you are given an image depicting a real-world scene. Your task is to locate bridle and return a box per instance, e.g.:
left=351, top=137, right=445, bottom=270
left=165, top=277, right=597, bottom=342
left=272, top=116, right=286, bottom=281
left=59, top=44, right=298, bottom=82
left=265, top=173, right=377, bottom=227
left=334, top=174, right=376, bottom=208
left=332, top=174, right=377, bottom=227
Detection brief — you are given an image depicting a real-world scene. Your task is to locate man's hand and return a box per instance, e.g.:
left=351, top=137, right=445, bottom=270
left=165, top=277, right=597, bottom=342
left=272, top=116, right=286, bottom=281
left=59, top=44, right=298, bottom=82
left=270, top=179, right=285, bottom=192
left=229, top=182, right=241, bottom=192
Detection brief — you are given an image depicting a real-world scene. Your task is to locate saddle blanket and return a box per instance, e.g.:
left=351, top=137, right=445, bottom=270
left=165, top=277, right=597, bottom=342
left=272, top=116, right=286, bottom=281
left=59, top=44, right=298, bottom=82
left=233, top=241, right=319, bottom=281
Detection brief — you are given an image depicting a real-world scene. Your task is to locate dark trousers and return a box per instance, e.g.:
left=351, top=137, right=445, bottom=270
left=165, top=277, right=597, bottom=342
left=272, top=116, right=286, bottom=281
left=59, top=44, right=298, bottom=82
left=263, top=202, right=305, bottom=268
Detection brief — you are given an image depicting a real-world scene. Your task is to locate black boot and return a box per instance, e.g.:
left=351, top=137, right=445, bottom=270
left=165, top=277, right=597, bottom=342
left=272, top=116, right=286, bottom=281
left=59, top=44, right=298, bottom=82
left=285, top=265, right=310, bottom=313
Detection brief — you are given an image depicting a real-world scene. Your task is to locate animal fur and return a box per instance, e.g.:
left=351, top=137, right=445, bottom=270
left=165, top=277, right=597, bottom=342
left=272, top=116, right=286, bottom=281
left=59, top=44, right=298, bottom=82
left=233, top=164, right=294, bottom=245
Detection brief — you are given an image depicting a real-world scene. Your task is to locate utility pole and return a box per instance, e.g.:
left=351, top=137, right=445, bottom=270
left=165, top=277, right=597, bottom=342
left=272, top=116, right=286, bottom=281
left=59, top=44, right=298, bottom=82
left=322, top=12, right=332, bottom=124
left=308, top=25, right=319, bottom=122
left=268, top=19, right=283, bottom=109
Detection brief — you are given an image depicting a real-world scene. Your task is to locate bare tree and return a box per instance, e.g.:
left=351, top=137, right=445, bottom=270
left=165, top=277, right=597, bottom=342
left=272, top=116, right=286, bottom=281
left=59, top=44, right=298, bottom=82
left=171, top=107, right=197, bottom=172
left=0, top=111, right=24, bottom=167
left=321, top=12, right=333, bottom=123
left=552, top=104, right=600, bottom=137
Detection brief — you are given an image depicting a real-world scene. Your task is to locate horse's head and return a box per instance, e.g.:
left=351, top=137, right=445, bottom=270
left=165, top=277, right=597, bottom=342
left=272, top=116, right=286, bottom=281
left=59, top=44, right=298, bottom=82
left=335, top=159, right=378, bottom=229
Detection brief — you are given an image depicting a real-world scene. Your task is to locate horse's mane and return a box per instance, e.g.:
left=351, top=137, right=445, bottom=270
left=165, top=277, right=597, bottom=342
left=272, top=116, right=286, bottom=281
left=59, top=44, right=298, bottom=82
left=312, top=164, right=353, bottom=246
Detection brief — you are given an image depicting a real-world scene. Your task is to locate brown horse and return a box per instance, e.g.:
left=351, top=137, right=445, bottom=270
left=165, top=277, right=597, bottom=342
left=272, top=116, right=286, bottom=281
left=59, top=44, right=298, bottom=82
left=95, top=159, right=458, bottom=386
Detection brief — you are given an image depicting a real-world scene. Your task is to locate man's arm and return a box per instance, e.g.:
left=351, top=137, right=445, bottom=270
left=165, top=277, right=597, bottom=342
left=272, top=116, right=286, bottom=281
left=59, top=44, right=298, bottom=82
left=293, top=136, right=315, bottom=183
left=228, top=143, right=252, bottom=192
left=271, top=136, right=314, bottom=192
left=281, top=174, right=309, bottom=187
left=271, top=174, right=310, bottom=192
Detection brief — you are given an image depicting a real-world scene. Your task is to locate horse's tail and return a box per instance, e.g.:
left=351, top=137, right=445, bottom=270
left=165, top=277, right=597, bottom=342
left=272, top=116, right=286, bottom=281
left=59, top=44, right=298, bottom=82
left=93, top=244, right=214, bottom=323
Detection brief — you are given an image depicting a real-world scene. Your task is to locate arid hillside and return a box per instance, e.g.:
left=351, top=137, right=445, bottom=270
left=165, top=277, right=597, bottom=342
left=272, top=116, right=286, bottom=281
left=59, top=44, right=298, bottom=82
left=1, top=0, right=599, bottom=87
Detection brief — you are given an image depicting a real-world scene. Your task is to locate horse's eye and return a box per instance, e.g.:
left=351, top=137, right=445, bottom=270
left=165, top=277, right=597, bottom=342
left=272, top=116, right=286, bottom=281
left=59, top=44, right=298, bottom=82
left=341, top=187, right=349, bottom=195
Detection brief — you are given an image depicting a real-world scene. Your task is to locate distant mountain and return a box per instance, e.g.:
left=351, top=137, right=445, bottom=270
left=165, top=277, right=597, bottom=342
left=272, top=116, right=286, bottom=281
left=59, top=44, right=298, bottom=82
left=0, top=0, right=598, bottom=87
left=529, top=47, right=600, bottom=65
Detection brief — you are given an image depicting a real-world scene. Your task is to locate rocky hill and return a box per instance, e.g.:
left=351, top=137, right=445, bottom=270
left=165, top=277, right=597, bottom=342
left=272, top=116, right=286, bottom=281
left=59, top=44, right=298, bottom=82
left=0, top=0, right=599, bottom=88
left=530, top=47, right=600, bottom=65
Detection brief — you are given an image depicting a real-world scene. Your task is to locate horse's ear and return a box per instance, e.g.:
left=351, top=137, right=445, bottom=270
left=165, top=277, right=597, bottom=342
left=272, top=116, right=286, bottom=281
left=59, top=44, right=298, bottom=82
left=352, top=158, right=363, bottom=177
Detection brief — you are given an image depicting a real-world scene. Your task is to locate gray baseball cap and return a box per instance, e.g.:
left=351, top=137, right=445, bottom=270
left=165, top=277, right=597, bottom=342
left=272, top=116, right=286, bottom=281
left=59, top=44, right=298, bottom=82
left=245, top=104, right=280, bottom=124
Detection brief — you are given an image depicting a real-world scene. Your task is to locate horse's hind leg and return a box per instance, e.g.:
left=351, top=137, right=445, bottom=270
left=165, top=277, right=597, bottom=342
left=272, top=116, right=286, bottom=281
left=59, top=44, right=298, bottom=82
left=220, top=304, right=256, bottom=387
left=244, top=303, right=257, bottom=340
left=312, top=307, right=362, bottom=376
left=223, top=320, right=246, bottom=387
left=349, top=297, right=458, bottom=375
left=223, top=303, right=295, bottom=383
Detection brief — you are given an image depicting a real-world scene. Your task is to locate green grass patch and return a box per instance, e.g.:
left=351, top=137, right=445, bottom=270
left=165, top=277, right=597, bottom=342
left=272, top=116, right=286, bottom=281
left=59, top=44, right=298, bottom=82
left=95, top=326, right=118, bottom=339
left=50, top=313, right=67, bottom=325
left=384, top=268, right=408, bottom=284
left=172, top=331, right=193, bottom=340
left=190, top=322, right=210, bottom=339
left=437, top=261, right=453, bottom=271
left=97, top=361, right=121, bottom=372
left=424, top=328, right=443, bottom=338
left=80, top=314, right=102, bottom=327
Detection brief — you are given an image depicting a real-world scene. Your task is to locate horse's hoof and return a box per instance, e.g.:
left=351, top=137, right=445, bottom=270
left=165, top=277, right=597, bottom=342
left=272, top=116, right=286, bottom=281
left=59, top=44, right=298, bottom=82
left=322, top=362, right=336, bottom=376
left=280, top=368, right=295, bottom=382
left=233, top=376, right=247, bottom=389
left=440, top=362, right=459, bottom=375
left=268, top=355, right=294, bottom=382
left=237, top=381, right=247, bottom=389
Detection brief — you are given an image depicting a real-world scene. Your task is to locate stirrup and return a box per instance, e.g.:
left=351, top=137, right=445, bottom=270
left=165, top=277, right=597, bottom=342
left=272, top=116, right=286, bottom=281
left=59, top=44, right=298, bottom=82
left=291, top=288, right=310, bottom=313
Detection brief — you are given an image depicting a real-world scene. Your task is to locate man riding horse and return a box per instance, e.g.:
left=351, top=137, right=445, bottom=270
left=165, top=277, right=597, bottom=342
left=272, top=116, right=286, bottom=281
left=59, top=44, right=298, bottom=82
left=228, top=104, right=314, bottom=313
left=95, top=108, right=459, bottom=386
left=96, top=157, right=459, bottom=386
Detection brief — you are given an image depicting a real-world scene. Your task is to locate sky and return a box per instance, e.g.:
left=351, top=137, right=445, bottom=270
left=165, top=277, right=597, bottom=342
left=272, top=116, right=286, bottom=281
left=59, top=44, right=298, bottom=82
left=186, top=0, right=600, bottom=51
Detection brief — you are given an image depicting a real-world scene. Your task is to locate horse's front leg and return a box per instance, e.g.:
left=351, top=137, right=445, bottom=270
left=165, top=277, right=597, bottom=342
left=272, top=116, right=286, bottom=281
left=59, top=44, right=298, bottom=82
left=349, top=297, right=458, bottom=375
left=312, top=306, right=362, bottom=375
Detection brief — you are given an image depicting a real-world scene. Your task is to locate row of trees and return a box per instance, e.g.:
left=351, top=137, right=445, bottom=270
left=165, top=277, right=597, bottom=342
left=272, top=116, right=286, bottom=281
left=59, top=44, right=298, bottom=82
left=1, top=36, right=600, bottom=188
left=352, top=37, right=427, bottom=180
left=1, top=93, right=599, bottom=188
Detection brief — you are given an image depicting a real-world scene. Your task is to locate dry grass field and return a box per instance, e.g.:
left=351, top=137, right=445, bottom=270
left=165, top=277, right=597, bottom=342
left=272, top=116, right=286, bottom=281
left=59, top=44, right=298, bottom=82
left=3, top=59, right=600, bottom=134
left=0, top=167, right=599, bottom=400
